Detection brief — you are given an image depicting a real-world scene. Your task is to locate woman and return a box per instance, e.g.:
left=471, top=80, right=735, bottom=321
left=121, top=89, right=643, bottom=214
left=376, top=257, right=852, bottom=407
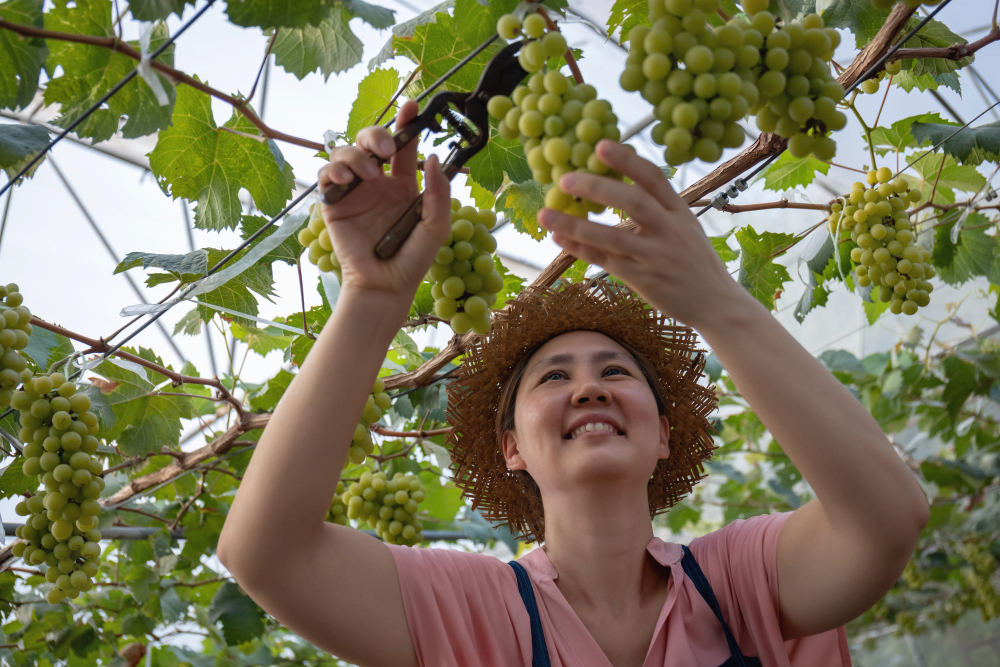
left=217, top=100, right=930, bottom=667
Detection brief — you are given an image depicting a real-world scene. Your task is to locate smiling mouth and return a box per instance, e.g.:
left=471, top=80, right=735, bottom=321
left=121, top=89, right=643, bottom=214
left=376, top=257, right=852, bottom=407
left=565, top=423, right=625, bottom=440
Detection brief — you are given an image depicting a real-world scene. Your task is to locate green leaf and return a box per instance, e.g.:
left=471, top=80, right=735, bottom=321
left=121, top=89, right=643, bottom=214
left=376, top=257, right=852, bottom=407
left=563, top=258, right=590, bottom=283
left=467, top=120, right=531, bottom=192
left=369, top=0, right=452, bottom=70
left=494, top=254, right=524, bottom=306
left=129, top=0, right=195, bottom=21
left=19, top=317, right=73, bottom=371
left=869, top=112, right=950, bottom=156
left=44, top=2, right=176, bottom=142
left=231, top=321, right=293, bottom=357
left=239, top=214, right=301, bottom=267
left=891, top=69, right=940, bottom=94
left=346, top=68, right=400, bottom=142
left=0, top=124, right=49, bottom=181
left=225, top=0, right=328, bottom=29
left=861, top=288, right=891, bottom=325
left=666, top=501, right=700, bottom=533
left=735, top=225, right=795, bottom=310
left=148, top=83, right=294, bottom=232
left=896, top=16, right=973, bottom=93
left=911, top=121, right=1000, bottom=166
left=467, top=177, right=497, bottom=210
left=418, top=471, right=463, bottom=522
left=209, top=582, right=266, bottom=645
left=0, top=0, right=46, bottom=111
left=819, top=0, right=890, bottom=48
left=910, top=153, right=986, bottom=205
left=760, top=152, right=830, bottom=191
left=271, top=6, right=363, bottom=81
left=497, top=179, right=546, bottom=240
left=248, top=368, right=294, bottom=412
left=115, top=248, right=209, bottom=276
left=606, top=0, right=648, bottom=42
left=794, top=235, right=836, bottom=323
left=343, top=0, right=396, bottom=29
left=933, top=214, right=1000, bottom=286
left=0, top=459, right=38, bottom=498
left=93, top=347, right=192, bottom=457
left=710, top=228, right=740, bottom=263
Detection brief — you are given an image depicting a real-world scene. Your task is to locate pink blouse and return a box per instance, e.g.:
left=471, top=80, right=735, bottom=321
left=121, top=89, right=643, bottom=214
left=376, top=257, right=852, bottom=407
left=387, top=511, right=852, bottom=666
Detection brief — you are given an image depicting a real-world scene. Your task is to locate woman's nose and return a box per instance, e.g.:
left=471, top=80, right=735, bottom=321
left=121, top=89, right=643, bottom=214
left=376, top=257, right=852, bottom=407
left=572, top=380, right=610, bottom=406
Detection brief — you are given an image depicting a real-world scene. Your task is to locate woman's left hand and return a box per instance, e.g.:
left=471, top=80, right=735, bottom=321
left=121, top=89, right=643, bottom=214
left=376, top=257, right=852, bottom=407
left=538, top=140, right=749, bottom=331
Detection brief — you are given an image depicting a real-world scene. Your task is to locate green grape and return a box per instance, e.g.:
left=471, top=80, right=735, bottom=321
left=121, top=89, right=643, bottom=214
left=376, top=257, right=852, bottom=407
left=523, top=13, right=547, bottom=39
left=861, top=78, right=879, bottom=94
left=487, top=95, right=512, bottom=119
left=684, top=45, right=714, bottom=74
left=497, top=14, right=521, bottom=40
left=543, top=31, right=568, bottom=57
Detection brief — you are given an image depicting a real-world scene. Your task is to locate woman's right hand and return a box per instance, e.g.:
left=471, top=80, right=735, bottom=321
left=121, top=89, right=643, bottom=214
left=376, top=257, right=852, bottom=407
left=317, top=100, right=451, bottom=305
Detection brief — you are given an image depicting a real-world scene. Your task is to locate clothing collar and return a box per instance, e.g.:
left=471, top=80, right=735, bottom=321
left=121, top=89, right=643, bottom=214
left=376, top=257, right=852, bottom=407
left=518, top=536, right=684, bottom=582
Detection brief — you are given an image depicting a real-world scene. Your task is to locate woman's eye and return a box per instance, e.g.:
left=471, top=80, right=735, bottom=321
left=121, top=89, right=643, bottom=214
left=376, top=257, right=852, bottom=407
left=542, top=371, right=565, bottom=382
left=605, top=367, right=628, bottom=376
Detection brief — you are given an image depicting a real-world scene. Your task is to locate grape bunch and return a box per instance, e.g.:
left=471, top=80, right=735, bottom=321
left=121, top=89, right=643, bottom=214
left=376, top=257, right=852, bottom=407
left=339, top=470, right=425, bottom=545
left=493, top=13, right=624, bottom=217
left=621, top=0, right=761, bottom=165
left=496, top=12, right=568, bottom=74
left=859, top=59, right=902, bottom=95
left=328, top=480, right=350, bottom=526
left=828, top=167, right=934, bottom=316
left=426, top=199, right=504, bottom=335
left=0, top=283, right=33, bottom=409
left=345, top=377, right=392, bottom=468
left=298, top=202, right=341, bottom=280
left=10, top=372, right=105, bottom=604
left=739, top=4, right=846, bottom=160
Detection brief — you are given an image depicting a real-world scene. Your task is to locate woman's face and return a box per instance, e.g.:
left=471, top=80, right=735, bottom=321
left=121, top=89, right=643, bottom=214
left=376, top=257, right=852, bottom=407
left=501, top=330, right=670, bottom=492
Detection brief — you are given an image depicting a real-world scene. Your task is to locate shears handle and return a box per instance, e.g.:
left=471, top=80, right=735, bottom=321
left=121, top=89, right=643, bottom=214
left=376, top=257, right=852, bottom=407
left=319, top=124, right=423, bottom=206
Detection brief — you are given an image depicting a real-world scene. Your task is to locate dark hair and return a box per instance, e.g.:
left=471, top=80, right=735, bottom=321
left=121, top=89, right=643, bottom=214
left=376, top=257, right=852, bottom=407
left=494, top=332, right=670, bottom=500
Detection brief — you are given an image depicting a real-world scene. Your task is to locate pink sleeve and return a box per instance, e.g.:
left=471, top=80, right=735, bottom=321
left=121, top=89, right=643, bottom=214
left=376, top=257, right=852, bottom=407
left=688, top=512, right=852, bottom=667
left=386, top=544, right=532, bottom=667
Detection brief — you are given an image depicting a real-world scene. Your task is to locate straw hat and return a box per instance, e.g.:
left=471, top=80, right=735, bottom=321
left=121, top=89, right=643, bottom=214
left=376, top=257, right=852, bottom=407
left=447, top=278, right=719, bottom=543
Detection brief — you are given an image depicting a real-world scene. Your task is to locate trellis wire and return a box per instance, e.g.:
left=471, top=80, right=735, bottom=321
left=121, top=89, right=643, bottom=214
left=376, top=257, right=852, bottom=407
left=0, top=0, right=218, bottom=200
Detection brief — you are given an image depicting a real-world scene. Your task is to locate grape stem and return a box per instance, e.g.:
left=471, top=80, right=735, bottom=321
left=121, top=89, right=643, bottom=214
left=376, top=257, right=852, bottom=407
left=535, top=6, right=584, bottom=84
left=847, top=101, right=879, bottom=171
left=686, top=199, right=830, bottom=214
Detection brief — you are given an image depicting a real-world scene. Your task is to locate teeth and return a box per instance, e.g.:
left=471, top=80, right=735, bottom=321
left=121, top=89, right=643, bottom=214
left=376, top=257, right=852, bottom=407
left=569, top=422, right=619, bottom=439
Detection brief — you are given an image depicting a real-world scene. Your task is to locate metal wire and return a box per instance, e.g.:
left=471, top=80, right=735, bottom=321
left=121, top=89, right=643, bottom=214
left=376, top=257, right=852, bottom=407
left=0, top=0, right=218, bottom=200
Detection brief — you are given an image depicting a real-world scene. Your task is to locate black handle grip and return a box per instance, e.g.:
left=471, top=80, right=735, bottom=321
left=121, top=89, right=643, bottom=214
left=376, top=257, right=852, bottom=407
left=374, top=195, right=424, bottom=260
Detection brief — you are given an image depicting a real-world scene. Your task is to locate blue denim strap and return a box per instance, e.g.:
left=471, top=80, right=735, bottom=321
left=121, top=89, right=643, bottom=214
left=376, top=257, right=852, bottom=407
left=681, top=544, right=762, bottom=667
left=508, top=560, right=552, bottom=667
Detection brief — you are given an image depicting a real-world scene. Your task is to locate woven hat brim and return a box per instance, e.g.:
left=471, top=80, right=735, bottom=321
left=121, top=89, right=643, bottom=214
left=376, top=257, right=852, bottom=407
left=446, top=279, right=718, bottom=543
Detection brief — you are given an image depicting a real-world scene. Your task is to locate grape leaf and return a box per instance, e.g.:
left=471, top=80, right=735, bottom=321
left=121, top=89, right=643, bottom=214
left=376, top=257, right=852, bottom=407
left=20, top=321, right=74, bottom=372
left=891, top=69, right=940, bottom=93
left=129, top=0, right=195, bottom=21
left=369, top=0, right=453, bottom=70
left=418, top=471, right=463, bottom=522
left=910, top=153, right=985, bottom=204
left=735, top=225, right=795, bottom=310
left=148, top=83, right=295, bottom=232
left=271, top=5, right=363, bottom=81
left=343, top=0, right=395, bottom=29
left=911, top=120, right=1000, bottom=166
left=393, top=0, right=518, bottom=99
left=0, top=0, right=46, bottom=112
left=861, top=289, right=891, bottom=325
left=93, top=347, right=193, bottom=457
left=0, top=123, right=49, bottom=181
left=562, top=258, right=590, bottom=283
left=0, top=459, right=38, bottom=497
left=497, top=179, right=546, bottom=240
left=494, top=255, right=524, bottom=306
left=224, top=0, right=329, bottom=29
left=43, top=1, right=176, bottom=143
left=248, top=368, right=294, bottom=412
left=468, top=177, right=497, bottom=209
left=769, top=0, right=806, bottom=23
left=933, top=214, right=1000, bottom=286
left=239, top=214, right=301, bottom=267
left=869, top=112, right=951, bottom=156
left=666, top=502, right=700, bottom=533
left=818, top=0, right=890, bottom=48
left=209, top=582, right=266, bottom=646
left=760, top=152, right=830, bottom=191
left=606, top=0, right=648, bottom=42
left=467, top=118, right=531, bottom=192
left=710, top=228, right=740, bottom=263
left=231, top=321, right=294, bottom=358
left=346, top=68, right=400, bottom=142
left=895, top=16, right=973, bottom=93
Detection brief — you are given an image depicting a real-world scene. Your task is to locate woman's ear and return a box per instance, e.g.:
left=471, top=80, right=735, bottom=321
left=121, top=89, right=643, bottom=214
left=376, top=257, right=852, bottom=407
left=501, top=430, right=527, bottom=471
left=657, top=415, right=671, bottom=460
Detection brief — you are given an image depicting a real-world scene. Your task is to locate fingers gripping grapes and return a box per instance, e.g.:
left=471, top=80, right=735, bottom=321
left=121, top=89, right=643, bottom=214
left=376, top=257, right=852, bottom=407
left=539, top=141, right=740, bottom=328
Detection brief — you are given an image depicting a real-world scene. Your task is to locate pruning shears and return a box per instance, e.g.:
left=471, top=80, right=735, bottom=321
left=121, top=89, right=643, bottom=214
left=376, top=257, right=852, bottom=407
left=319, top=39, right=528, bottom=259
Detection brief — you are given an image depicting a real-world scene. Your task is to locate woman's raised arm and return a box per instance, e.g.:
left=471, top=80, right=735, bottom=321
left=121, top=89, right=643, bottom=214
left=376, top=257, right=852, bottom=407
left=216, top=100, right=451, bottom=666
